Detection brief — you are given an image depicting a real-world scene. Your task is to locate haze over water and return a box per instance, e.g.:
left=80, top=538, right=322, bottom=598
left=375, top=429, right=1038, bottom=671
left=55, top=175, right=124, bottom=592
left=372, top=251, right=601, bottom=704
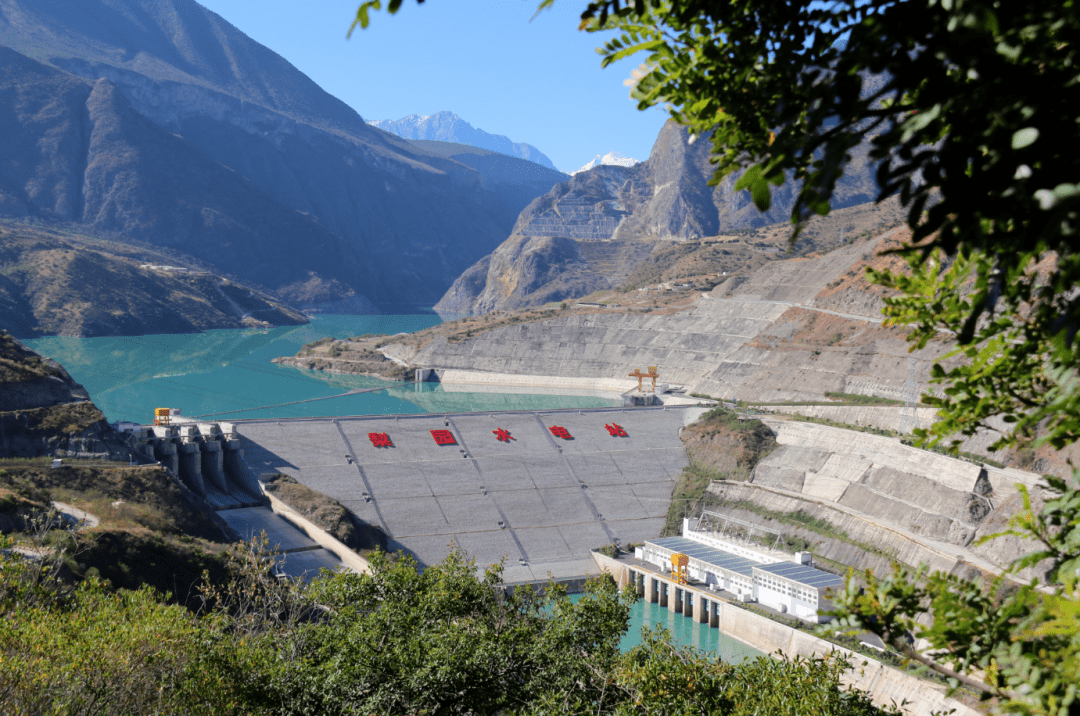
left=24, top=315, right=618, bottom=424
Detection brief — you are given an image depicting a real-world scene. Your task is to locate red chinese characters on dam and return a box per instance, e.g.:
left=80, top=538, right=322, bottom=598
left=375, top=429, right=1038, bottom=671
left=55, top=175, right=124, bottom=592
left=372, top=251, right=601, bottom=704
left=430, top=429, right=457, bottom=445
left=366, top=424, right=623, bottom=447
left=368, top=432, right=393, bottom=448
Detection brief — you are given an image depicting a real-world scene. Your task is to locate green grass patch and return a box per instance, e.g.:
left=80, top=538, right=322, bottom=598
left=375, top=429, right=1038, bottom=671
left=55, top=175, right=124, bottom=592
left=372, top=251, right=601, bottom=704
left=823, top=391, right=905, bottom=406
left=899, top=438, right=1004, bottom=468
left=663, top=463, right=724, bottom=536
left=788, top=413, right=902, bottom=437
left=701, top=494, right=903, bottom=564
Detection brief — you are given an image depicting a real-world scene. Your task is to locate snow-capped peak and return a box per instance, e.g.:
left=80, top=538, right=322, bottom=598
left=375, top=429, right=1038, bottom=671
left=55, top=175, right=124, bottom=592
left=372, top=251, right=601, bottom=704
left=570, top=151, right=640, bottom=175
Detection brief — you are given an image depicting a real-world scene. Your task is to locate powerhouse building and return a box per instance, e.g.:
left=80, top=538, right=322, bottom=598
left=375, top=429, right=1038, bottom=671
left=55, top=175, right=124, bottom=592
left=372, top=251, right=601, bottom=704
left=638, top=531, right=845, bottom=623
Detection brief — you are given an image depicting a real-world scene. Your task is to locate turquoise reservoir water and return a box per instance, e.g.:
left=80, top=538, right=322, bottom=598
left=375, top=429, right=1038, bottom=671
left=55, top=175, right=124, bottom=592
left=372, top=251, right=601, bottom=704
left=569, top=595, right=764, bottom=662
left=23, top=315, right=619, bottom=424
left=623, top=600, right=764, bottom=662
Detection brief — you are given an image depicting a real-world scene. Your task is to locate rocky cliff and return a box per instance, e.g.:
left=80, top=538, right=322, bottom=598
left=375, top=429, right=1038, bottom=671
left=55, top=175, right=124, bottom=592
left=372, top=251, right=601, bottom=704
left=436, top=121, right=881, bottom=315
left=0, top=0, right=544, bottom=312
left=0, top=331, right=143, bottom=459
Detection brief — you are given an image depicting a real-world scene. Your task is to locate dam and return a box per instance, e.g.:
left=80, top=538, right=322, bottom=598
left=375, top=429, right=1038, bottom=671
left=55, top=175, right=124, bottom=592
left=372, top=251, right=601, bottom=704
left=232, top=406, right=695, bottom=584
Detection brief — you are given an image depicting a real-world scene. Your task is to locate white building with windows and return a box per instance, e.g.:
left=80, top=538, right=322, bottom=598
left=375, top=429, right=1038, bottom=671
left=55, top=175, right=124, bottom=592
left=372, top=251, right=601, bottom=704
left=751, top=561, right=844, bottom=621
left=637, top=523, right=845, bottom=623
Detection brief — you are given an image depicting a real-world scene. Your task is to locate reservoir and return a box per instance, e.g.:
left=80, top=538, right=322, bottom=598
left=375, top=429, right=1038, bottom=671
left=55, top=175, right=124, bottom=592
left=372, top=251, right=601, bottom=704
left=24, top=314, right=619, bottom=424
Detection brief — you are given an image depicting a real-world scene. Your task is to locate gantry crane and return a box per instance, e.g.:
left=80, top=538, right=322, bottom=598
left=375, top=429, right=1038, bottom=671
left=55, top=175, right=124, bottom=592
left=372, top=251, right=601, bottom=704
left=628, top=366, right=659, bottom=392
left=670, top=553, right=689, bottom=585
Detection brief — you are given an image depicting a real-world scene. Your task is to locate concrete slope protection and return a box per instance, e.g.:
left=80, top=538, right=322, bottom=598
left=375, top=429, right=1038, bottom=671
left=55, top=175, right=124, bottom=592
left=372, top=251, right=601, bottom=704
left=726, top=419, right=1046, bottom=581
left=405, top=229, right=950, bottom=407
left=235, top=407, right=691, bottom=584
left=406, top=296, right=940, bottom=404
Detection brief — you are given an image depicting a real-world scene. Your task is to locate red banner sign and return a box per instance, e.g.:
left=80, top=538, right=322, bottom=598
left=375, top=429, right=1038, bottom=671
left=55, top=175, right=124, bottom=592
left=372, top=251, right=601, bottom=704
left=549, top=425, right=573, bottom=440
left=430, top=429, right=456, bottom=445
left=368, top=432, right=393, bottom=448
left=605, top=423, right=628, bottom=437
left=493, top=428, right=513, bottom=442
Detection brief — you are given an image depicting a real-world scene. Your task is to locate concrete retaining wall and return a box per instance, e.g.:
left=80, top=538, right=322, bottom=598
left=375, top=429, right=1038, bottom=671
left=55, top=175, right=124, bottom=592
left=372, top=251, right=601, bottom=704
left=263, top=491, right=370, bottom=575
left=152, top=439, right=178, bottom=477
left=201, top=440, right=227, bottom=492
left=175, top=442, right=204, bottom=496
left=223, top=439, right=263, bottom=499
left=437, top=369, right=639, bottom=397
left=759, top=405, right=938, bottom=434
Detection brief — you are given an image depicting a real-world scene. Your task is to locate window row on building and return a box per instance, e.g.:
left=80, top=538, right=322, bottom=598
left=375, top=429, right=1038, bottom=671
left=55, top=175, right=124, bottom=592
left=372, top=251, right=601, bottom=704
left=638, top=533, right=845, bottom=623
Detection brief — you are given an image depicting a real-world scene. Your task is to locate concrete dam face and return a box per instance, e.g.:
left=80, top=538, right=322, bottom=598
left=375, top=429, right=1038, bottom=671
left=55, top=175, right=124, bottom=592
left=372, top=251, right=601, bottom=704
left=235, top=407, right=692, bottom=583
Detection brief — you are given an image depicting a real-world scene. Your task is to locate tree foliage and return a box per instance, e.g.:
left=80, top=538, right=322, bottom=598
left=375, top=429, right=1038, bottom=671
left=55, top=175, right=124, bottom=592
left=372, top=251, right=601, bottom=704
left=0, top=537, right=911, bottom=715
left=829, top=471, right=1080, bottom=716
left=577, top=3, right=1080, bottom=714
left=256, top=549, right=636, bottom=715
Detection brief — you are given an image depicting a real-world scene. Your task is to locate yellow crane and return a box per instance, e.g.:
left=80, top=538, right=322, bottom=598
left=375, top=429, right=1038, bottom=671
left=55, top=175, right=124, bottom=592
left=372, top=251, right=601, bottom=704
left=670, top=553, right=689, bottom=585
left=628, top=366, right=659, bottom=392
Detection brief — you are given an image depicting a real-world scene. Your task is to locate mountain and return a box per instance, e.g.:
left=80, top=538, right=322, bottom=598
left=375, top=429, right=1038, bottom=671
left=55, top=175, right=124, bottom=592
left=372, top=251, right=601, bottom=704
left=434, top=120, right=881, bottom=316
left=406, top=141, right=569, bottom=221
left=0, top=0, right=539, bottom=314
left=571, top=151, right=639, bottom=175
left=369, top=112, right=558, bottom=170
left=0, top=46, right=372, bottom=307
left=0, top=219, right=308, bottom=337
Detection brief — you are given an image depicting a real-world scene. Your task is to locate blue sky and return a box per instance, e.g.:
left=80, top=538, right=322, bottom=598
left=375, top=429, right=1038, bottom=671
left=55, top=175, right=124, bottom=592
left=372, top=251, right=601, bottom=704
left=197, top=0, right=670, bottom=173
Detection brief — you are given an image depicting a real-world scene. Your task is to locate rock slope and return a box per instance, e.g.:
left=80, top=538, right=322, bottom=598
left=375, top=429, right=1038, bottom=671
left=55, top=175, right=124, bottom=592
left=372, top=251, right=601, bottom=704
left=406, top=140, right=570, bottom=223
left=0, top=220, right=307, bottom=337
left=0, top=331, right=142, bottom=459
left=0, top=46, right=373, bottom=308
left=436, top=120, right=881, bottom=315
